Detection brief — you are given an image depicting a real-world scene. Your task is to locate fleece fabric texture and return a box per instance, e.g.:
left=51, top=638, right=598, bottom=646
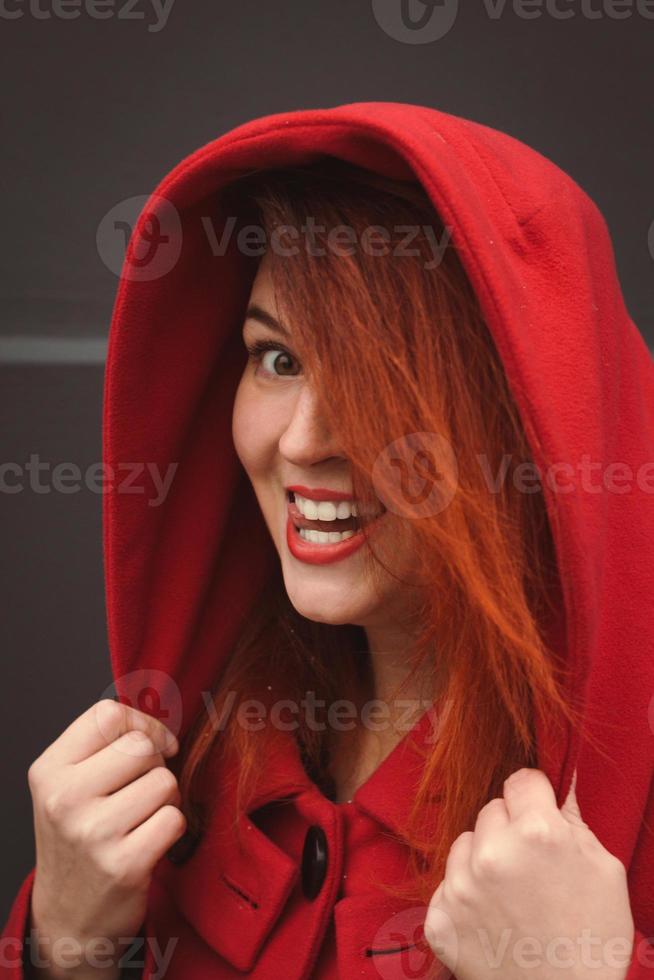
left=3, top=101, right=654, bottom=980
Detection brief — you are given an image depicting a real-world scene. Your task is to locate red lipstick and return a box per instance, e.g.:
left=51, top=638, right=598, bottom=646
left=285, top=493, right=386, bottom=566
left=286, top=484, right=354, bottom=502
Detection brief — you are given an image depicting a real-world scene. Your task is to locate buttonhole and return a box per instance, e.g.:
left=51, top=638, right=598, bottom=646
left=364, top=941, right=418, bottom=957
left=219, top=872, right=260, bottom=910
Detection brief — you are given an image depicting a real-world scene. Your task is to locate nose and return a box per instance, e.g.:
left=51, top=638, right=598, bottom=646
left=278, top=382, right=345, bottom=467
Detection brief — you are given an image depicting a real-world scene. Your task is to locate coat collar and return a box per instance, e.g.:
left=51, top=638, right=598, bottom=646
left=154, top=693, right=570, bottom=975
left=152, top=704, right=443, bottom=975
left=242, top=701, right=444, bottom=839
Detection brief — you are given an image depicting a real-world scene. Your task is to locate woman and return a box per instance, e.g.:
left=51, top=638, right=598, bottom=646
left=4, top=102, right=654, bottom=980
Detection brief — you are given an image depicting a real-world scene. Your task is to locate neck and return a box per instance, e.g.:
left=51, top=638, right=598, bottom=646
left=363, top=622, right=435, bottom=731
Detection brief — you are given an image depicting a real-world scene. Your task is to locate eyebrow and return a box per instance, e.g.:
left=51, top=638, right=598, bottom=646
left=243, top=304, right=291, bottom=339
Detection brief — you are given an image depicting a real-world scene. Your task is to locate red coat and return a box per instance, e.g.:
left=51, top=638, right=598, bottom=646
left=4, top=101, right=654, bottom=979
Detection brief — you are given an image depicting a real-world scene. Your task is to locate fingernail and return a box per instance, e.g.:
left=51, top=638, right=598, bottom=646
left=164, top=732, right=179, bottom=755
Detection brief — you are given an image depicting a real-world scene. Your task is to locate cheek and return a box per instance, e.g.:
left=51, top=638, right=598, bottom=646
left=376, top=515, right=420, bottom=578
left=232, top=376, right=277, bottom=477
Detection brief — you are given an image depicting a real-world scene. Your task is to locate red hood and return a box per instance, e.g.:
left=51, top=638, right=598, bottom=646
left=103, top=102, right=654, bottom=930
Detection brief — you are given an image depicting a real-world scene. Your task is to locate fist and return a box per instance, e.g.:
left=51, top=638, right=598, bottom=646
left=27, top=698, right=186, bottom=974
left=424, top=767, right=635, bottom=980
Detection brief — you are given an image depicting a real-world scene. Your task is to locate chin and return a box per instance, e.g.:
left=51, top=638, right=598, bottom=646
left=283, top=579, right=373, bottom=628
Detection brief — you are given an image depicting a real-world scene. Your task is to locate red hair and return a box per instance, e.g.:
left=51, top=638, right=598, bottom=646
left=176, top=158, right=593, bottom=919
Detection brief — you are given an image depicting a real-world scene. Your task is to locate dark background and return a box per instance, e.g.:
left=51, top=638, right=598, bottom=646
left=2, top=0, right=653, bottom=923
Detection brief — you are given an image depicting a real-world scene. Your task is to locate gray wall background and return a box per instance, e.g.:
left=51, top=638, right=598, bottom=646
left=2, top=0, right=653, bottom=923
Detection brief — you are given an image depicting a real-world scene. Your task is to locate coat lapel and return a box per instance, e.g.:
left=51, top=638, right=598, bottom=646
left=153, top=703, right=444, bottom=975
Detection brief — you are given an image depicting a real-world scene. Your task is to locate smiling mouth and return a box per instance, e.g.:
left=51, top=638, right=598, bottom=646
left=286, top=490, right=386, bottom=537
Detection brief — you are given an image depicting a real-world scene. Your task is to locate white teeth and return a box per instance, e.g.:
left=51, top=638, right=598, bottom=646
left=298, top=528, right=356, bottom=544
left=316, top=501, right=336, bottom=521
left=294, top=494, right=358, bottom=520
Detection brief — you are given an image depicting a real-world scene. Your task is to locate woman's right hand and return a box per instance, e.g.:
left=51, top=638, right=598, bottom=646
left=26, top=697, right=186, bottom=977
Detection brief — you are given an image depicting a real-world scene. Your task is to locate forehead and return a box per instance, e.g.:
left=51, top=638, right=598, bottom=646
left=244, top=254, right=293, bottom=339
left=249, top=251, right=275, bottom=299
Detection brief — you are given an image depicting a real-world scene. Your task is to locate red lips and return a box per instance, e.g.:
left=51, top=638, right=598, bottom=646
left=286, top=484, right=355, bottom=502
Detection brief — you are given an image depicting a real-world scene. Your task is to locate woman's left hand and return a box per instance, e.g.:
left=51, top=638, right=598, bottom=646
left=424, top=767, right=635, bottom=980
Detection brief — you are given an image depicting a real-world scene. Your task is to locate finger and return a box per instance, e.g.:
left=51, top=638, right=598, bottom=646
left=42, top=699, right=179, bottom=767
left=559, top=766, right=590, bottom=830
left=120, top=804, right=187, bottom=877
left=424, top=890, right=459, bottom=974
left=72, top=730, right=170, bottom=798
left=429, top=880, right=445, bottom=909
left=470, top=796, right=510, bottom=861
left=96, top=765, right=181, bottom=837
left=502, top=767, right=559, bottom=823
left=443, top=830, right=473, bottom=884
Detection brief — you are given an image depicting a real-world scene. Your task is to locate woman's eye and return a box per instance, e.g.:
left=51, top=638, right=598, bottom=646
left=246, top=341, right=301, bottom=378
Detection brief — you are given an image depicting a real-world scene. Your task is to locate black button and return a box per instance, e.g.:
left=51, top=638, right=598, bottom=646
left=301, top=825, right=328, bottom=900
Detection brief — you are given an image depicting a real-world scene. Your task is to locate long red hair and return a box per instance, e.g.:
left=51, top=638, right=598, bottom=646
left=176, top=157, right=591, bottom=910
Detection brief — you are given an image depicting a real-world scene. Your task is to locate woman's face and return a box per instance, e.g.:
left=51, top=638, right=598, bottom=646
left=232, top=252, right=420, bottom=630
